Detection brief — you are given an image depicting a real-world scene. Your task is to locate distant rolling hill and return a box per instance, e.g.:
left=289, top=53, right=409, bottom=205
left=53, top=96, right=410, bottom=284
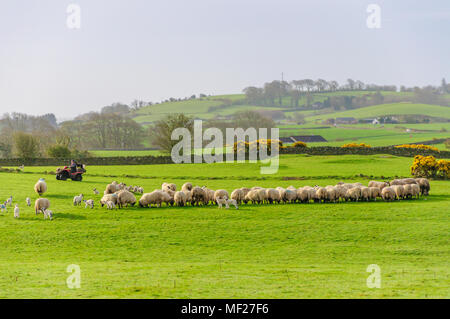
left=304, top=103, right=450, bottom=123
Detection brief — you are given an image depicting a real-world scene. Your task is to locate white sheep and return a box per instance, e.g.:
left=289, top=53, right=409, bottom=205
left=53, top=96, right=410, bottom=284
left=34, top=178, right=47, bottom=196
left=73, top=194, right=84, bottom=206
left=43, top=209, right=53, bottom=220
left=6, top=196, right=12, bottom=207
left=84, top=199, right=94, bottom=209
left=14, top=204, right=19, bottom=218
left=35, top=198, right=50, bottom=215
left=26, top=197, right=31, bottom=206
left=106, top=201, right=117, bottom=210
left=216, top=198, right=239, bottom=209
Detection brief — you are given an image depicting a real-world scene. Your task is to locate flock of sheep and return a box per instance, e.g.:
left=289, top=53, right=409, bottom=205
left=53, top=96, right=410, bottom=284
left=99, top=177, right=431, bottom=210
left=0, top=177, right=431, bottom=220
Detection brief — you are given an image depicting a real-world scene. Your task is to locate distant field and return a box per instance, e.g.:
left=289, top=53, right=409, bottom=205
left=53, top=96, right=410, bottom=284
left=0, top=154, right=449, bottom=298
left=305, top=103, right=450, bottom=123
left=90, top=150, right=163, bottom=157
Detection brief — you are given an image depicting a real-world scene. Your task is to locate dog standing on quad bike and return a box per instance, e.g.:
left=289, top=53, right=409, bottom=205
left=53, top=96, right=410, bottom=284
left=56, top=160, right=86, bottom=181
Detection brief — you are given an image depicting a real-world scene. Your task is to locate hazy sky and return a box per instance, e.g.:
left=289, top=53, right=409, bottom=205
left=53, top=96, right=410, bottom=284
left=0, top=0, right=449, bottom=119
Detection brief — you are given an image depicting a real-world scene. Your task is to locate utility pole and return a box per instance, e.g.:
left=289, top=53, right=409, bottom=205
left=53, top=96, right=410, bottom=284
left=281, top=72, right=284, bottom=82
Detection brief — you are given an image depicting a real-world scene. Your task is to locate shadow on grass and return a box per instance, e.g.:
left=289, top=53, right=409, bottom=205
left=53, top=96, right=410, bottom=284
left=53, top=213, right=87, bottom=220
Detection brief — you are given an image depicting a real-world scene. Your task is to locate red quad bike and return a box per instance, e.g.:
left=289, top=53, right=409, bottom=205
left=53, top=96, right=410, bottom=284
left=56, top=164, right=86, bottom=181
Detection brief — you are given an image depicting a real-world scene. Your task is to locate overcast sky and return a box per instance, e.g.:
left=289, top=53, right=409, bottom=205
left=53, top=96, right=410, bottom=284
left=0, top=0, right=449, bottom=119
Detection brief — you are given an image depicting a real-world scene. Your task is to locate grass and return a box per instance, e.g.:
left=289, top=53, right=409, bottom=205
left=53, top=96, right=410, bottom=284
left=304, top=103, right=450, bottom=123
left=0, top=154, right=449, bottom=298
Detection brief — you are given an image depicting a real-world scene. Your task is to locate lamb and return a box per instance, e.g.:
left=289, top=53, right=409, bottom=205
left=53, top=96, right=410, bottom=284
left=83, top=199, right=94, bottom=209
left=26, top=197, right=31, bottom=206
left=34, top=178, right=47, bottom=196
left=265, top=188, right=281, bottom=204
left=214, top=189, right=229, bottom=203
left=391, top=185, right=405, bottom=200
left=415, top=178, right=430, bottom=196
left=368, top=187, right=381, bottom=201
left=14, top=204, right=19, bottom=218
left=43, top=209, right=53, bottom=220
left=174, top=191, right=187, bottom=207
left=106, top=201, right=117, bottom=210
left=368, top=181, right=389, bottom=190
left=6, top=196, right=12, bottom=206
left=231, top=189, right=245, bottom=204
left=73, top=194, right=84, bottom=206
left=381, top=187, right=396, bottom=201
left=93, top=188, right=100, bottom=195
left=116, top=190, right=136, bottom=208
left=35, top=198, right=50, bottom=215
left=100, top=193, right=118, bottom=207
left=216, top=198, right=239, bottom=209
left=137, top=187, right=144, bottom=194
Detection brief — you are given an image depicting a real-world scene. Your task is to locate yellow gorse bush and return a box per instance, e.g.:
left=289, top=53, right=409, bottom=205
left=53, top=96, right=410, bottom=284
left=292, top=141, right=307, bottom=148
left=396, top=144, right=440, bottom=152
left=341, top=143, right=371, bottom=148
left=233, top=139, right=282, bottom=153
left=410, top=155, right=449, bottom=179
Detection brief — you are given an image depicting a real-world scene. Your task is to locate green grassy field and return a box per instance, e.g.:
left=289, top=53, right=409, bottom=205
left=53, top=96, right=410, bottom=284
left=0, top=154, right=449, bottom=298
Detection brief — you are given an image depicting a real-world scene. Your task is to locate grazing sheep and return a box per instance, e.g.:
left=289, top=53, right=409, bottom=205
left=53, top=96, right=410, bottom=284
left=139, top=191, right=164, bottom=208
left=284, top=189, right=297, bottom=203
left=84, top=199, right=94, bottom=209
left=411, top=184, right=420, bottom=199
left=315, top=187, right=328, bottom=203
left=231, top=189, right=245, bottom=204
left=401, top=178, right=418, bottom=184
left=276, top=187, right=286, bottom=202
left=104, top=183, right=118, bottom=195
left=325, top=186, right=338, bottom=203
left=381, top=187, right=396, bottom=201
left=257, top=188, right=267, bottom=204
left=116, top=190, right=136, bottom=208
left=174, top=191, right=187, bottom=207
left=182, top=190, right=192, bottom=205
left=266, top=188, right=281, bottom=204
left=35, top=198, right=50, bottom=215
left=93, top=188, right=99, bottom=195
left=415, top=178, right=430, bottom=196
left=160, top=191, right=173, bottom=206
left=240, top=187, right=251, bottom=203
left=245, top=189, right=264, bottom=204
left=73, top=194, right=84, bottom=206
left=333, top=185, right=347, bottom=201
left=34, top=178, right=47, bottom=196
left=368, top=181, right=389, bottom=190
left=43, top=209, right=53, bottom=220
left=202, top=187, right=215, bottom=205
left=346, top=187, right=361, bottom=202
left=26, top=197, right=31, bottom=206
left=391, top=185, right=405, bottom=200
left=181, top=182, right=193, bottom=192
left=106, top=201, right=117, bottom=210
left=368, top=187, right=381, bottom=201
left=360, top=186, right=370, bottom=202
left=14, top=204, right=19, bottom=218
left=214, top=189, right=229, bottom=203
left=296, top=187, right=309, bottom=203
left=100, top=194, right=118, bottom=207
left=162, top=182, right=176, bottom=192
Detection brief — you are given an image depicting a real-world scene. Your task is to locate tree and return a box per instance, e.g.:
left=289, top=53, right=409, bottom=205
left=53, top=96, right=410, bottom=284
left=13, top=132, right=40, bottom=158
left=149, top=113, right=194, bottom=153
left=47, top=144, right=72, bottom=158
